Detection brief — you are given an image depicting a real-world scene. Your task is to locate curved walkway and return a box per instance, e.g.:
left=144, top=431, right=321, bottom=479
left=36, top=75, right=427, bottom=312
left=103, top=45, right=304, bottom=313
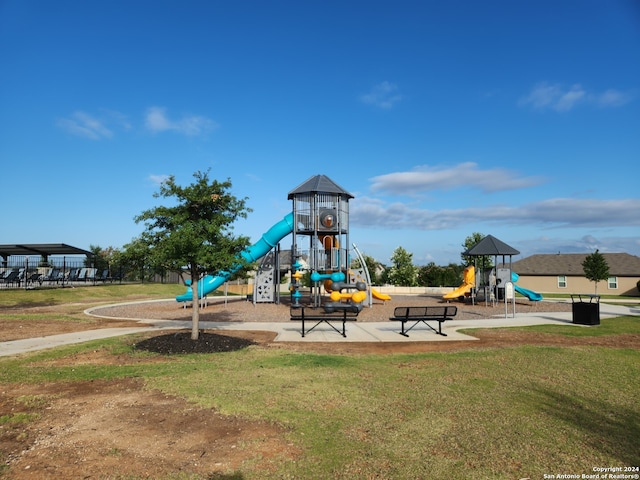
left=1, top=302, right=638, bottom=357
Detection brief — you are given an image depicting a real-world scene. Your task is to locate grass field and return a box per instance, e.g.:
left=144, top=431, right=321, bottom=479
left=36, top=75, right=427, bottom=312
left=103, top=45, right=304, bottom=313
left=1, top=285, right=638, bottom=479
left=0, top=283, right=184, bottom=307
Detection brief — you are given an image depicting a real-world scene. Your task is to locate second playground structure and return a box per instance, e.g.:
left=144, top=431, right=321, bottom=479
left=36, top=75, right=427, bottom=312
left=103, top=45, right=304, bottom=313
left=443, top=266, right=542, bottom=302
left=443, top=237, right=543, bottom=305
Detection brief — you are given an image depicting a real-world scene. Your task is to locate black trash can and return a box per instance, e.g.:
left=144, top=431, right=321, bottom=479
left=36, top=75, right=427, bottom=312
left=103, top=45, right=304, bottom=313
left=570, top=294, right=600, bottom=325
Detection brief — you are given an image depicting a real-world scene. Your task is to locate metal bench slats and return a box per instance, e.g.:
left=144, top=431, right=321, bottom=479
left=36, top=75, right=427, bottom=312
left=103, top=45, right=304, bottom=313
left=390, top=305, right=457, bottom=337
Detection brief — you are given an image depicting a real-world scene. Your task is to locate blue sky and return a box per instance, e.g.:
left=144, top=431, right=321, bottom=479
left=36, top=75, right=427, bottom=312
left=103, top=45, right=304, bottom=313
left=1, top=0, right=639, bottom=266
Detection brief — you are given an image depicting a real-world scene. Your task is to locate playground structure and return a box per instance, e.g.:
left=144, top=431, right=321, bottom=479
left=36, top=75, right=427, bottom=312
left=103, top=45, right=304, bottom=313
left=177, top=175, right=387, bottom=312
left=443, top=235, right=542, bottom=304
left=176, top=175, right=543, bottom=309
left=175, top=213, right=295, bottom=303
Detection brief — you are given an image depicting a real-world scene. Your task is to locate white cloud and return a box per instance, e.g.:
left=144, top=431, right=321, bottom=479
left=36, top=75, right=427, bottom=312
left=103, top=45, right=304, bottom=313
left=359, top=81, right=403, bottom=109
left=593, top=89, right=635, bottom=107
left=145, top=107, right=218, bottom=136
left=518, top=82, right=585, bottom=111
left=350, top=196, right=640, bottom=231
left=554, top=84, right=587, bottom=112
left=101, top=109, right=132, bottom=130
left=56, top=111, right=113, bottom=140
left=148, top=174, right=170, bottom=185
left=370, top=163, right=545, bottom=195
left=519, top=82, right=634, bottom=112
left=57, top=107, right=218, bottom=139
left=516, top=198, right=640, bottom=227
left=515, top=233, right=640, bottom=257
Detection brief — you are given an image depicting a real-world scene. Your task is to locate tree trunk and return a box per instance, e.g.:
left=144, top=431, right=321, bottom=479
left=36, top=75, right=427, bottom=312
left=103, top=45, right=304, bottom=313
left=191, top=272, right=200, bottom=340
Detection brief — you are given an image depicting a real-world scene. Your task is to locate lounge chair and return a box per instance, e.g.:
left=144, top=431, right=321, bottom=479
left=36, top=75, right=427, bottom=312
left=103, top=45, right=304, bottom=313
left=67, top=268, right=81, bottom=282
left=85, top=268, right=97, bottom=282
left=2, top=270, right=20, bottom=286
left=42, top=268, right=62, bottom=284
left=26, top=272, right=42, bottom=285
left=96, top=270, right=111, bottom=282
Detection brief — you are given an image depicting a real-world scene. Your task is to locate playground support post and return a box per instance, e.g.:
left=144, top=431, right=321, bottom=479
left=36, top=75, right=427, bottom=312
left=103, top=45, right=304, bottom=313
left=352, top=243, right=373, bottom=308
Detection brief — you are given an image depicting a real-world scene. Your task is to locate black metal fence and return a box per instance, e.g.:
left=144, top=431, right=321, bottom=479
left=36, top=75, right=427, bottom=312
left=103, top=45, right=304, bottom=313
left=0, top=255, right=181, bottom=289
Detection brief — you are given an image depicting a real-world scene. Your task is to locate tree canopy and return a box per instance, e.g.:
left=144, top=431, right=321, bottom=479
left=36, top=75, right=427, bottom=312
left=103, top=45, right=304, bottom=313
left=582, top=249, right=610, bottom=295
left=386, top=246, right=418, bottom=286
left=134, top=171, right=252, bottom=339
left=461, top=232, right=494, bottom=269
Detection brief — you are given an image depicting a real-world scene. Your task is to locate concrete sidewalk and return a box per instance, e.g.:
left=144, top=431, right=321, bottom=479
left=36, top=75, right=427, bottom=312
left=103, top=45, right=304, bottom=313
left=1, top=302, right=637, bottom=357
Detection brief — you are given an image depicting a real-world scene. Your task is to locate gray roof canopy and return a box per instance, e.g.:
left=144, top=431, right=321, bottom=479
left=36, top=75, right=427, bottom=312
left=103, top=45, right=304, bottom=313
left=0, top=243, right=94, bottom=259
left=288, top=174, right=354, bottom=199
left=464, top=235, right=520, bottom=256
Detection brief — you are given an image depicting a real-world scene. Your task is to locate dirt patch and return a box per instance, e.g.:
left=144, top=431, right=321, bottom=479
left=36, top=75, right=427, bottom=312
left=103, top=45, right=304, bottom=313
left=1, top=296, right=637, bottom=479
left=1, top=378, right=300, bottom=479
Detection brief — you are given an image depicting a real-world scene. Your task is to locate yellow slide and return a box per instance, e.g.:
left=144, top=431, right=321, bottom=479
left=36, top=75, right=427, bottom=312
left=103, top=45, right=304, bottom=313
left=442, top=266, right=475, bottom=300
left=371, top=288, right=391, bottom=301
left=442, top=283, right=473, bottom=300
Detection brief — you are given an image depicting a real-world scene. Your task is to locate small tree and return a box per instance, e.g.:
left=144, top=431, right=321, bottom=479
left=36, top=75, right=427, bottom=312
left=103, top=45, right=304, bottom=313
left=121, top=237, right=154, bottom=282
left=418, top=262, right=463, bottom=287
left=461, top=232, right=495, bottom=274
left=109, top=248, right=126, bottom=282
left=418, top=262, right=438, bottom=287
left=386, top=247, right=418, bottom=286
left=582, top=249, right=609, bottom=295
left=88, top=244, right=119, bottom=273
left=461, top=233, right=482, bottom=264
left=135, top=171, right=251, bottom=340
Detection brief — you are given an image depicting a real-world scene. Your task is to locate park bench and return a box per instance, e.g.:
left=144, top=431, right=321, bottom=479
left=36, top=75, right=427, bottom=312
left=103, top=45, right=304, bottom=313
left=290, top=305, right=360, bottom=338
left=390, top=305, right=457, bottom=337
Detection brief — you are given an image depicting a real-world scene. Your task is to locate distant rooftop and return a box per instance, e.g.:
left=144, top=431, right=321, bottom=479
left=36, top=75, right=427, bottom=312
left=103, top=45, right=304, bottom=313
left=511, top=253, right=640, bottom=276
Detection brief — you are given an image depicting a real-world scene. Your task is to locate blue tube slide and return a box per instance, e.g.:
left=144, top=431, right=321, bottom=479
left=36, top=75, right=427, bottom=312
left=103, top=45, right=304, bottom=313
left=176, top=213, right=295, bottom=302
left=511, top=272, right=543, bottom=301
left=514, top=285, right=543, bottom=301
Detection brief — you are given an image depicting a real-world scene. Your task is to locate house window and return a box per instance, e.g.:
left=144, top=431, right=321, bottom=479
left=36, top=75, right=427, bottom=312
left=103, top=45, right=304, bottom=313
left=557, top=275, right=567, bottom=288
left=608, top=276, right=618, bottom=289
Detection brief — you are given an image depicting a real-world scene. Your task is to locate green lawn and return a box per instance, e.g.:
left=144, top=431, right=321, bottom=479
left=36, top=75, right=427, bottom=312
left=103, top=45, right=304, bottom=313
left=0, top=283, right=184, bottom=307
left=1, top=286, right=639, bottom=479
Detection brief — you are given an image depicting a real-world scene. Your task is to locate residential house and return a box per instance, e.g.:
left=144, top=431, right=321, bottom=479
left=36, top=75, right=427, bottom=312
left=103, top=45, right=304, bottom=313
left=510, top=253, right=640, bottom=296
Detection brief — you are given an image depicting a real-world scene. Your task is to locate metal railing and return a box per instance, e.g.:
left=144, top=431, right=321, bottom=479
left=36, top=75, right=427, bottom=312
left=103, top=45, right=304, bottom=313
left=0, top=255, right=158, bottom=289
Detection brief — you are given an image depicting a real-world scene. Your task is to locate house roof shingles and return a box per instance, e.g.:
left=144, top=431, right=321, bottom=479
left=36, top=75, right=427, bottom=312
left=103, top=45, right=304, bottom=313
left=511, top=253, right=640, bottom=276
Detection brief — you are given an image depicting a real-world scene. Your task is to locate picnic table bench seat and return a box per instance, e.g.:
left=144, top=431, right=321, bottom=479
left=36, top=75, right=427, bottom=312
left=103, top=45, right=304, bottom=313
left=290, top=305, right=360, bottom=338
left=390, top=305, right=457, bottom=337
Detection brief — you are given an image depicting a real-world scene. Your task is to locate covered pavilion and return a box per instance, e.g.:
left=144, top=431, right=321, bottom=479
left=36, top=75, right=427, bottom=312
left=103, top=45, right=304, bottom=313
left=0, top=243, right=94, bottom=267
